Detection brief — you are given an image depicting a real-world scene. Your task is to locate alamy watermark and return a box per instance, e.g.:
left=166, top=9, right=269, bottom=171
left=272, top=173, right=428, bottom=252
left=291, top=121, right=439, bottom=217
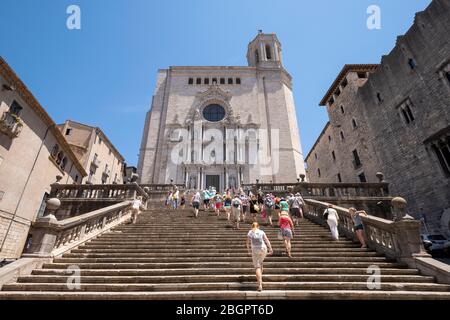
left=66, top=265, right=81, bottom=290
left=367, top=5, right=381, bottom=30
left=66, top=5, right=81, bottom=30
left=367, top=265, right=381, bottom=290
left=169, top=126, right=280, bottom=176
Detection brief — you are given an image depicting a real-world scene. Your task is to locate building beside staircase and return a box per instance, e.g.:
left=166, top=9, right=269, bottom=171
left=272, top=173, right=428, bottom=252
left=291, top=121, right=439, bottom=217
left=0, top=57, right=87, bottom=259
left=305, top=0, right=450, bottom=235
left=57, top=120, right=125, bottom=185
left=138, top=32, right=306, bottom=190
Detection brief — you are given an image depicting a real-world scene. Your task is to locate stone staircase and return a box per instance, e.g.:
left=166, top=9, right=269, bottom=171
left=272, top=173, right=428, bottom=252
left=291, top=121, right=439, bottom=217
left=1, top=209, right=450, bottom=299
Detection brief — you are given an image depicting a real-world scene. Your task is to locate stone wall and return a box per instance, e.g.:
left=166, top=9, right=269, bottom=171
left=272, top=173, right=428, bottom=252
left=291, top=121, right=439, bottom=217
left=306, top=0, right=450, bottom=234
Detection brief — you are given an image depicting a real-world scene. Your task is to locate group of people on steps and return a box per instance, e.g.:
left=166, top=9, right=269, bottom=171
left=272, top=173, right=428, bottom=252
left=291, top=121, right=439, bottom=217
left=161, top=186, right=369, bottom=291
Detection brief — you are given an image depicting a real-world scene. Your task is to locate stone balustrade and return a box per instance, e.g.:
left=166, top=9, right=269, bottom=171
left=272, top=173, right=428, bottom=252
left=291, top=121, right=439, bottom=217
left=24, top=201, right=133, bottom=258
left=304, top=198, right=429, bottom=265
left=139, top=184, right=185, bottom=192
left=50, top=182, right=149, bottom=201
left=242, top=182, right=389, bottom=199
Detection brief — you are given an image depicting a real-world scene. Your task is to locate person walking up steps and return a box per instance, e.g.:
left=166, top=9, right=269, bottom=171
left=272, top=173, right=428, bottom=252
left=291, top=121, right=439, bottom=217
left=279, top=197, right=289, bottom=217
left=231, top=195, right=243, bottom=229
left=349, top=207, right=368, bottom=248
left=223, top=191, right=232, bottom=221
left=289, top=193, right=304, bottom=226
left=172, top=188, right=179, bottom=210
left=214, top=193, right=223, bottom=216
left=130, top=196, right=143, bottom=224
left=279, top=211, right=295, bottom=258
left=191, top=191, right=201, bottom=218
left=324, top=204, right=340, bottom=241
left=264, top=194, right=275, bottom=226
left=246, top=222, right=273, bottom=291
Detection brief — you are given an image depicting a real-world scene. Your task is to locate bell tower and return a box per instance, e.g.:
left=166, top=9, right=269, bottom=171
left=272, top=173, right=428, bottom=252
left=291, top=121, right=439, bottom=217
left=246, top=31, right=283, bottom=69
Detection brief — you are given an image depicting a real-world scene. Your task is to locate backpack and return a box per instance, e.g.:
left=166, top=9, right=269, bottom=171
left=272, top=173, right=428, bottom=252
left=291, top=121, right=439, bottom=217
left=265, top=198, right=274, bottom=208
left=250, top=230, right=264, bottom=247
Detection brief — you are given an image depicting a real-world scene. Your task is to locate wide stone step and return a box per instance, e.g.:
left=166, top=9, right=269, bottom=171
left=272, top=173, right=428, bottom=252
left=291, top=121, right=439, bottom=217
left=85, top=240, right=351, bottom=246
left=52, top=255, right=390, bottom=264
left=5, top=281, right=450, bottom=293
left=3, top=274, right=436, bottom=289
left=2, top=290, right=450, bottom=300
left=31, top=267, right=418, bottom=277
left=70, top=247, right=372, bottom=254
left=42, top=261, right=402, bottom=269
left=62, top=251, right=383, bottom=258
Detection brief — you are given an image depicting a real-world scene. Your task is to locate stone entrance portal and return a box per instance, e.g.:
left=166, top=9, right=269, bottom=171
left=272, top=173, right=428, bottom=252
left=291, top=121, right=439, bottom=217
left=205, top=175, right=220, bottom=191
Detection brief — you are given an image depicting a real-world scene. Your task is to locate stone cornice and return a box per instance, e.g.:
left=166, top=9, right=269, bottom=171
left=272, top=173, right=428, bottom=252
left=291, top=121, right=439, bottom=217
left=319, top=64, right=379, bottom=106
left=0, top=57, right=87, bottom=177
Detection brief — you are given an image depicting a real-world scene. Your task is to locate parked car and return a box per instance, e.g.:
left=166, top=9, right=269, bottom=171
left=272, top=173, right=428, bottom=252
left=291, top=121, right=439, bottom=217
left=421, top=234, right=450, bottom=255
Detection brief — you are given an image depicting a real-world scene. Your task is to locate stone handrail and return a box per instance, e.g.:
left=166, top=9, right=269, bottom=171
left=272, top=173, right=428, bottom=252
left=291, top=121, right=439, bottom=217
left=23, top=201, right=132, bottom=258
left=139, top=184, right=185, bottom=192
left=50, top=182, right=149, bottom=201
left=242, top=182, right=390, bottom=198
left=304, top=198, right=429, bottom=264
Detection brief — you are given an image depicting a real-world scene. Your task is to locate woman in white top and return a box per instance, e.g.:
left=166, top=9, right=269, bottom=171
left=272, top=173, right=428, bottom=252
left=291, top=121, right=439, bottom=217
left=246, top=222, right=273, bottom=291
left=191, top=192, right=201, bottom=218
left=324, top=204, right=340, bottom=240
left=130, top=196, right=143, bottom=224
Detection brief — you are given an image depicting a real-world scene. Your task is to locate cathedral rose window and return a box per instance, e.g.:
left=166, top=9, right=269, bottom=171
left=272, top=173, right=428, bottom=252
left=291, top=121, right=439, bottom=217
left=202, top=104, right=226, bottom=122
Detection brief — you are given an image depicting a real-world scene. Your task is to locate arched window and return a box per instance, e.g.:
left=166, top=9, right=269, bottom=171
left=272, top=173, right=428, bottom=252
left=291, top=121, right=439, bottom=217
left=56, top=151, right=64, bottom=165
left=60, top=157, right=68, bottom=171
left=255, top=50, right=259, bottom=63
left=51, top=144, right=59, bottom=158
left=265, top=44, right=272, bottom=60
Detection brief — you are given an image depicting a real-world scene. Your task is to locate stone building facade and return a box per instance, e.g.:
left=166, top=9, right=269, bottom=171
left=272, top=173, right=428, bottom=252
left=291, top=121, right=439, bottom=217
left=306, top=0, right=450, bottom=235
left=0, top=58, right=86, bottom=259
left=138, top=32, right=306, bottom=190
left=58, top=120, right=125, bottom=185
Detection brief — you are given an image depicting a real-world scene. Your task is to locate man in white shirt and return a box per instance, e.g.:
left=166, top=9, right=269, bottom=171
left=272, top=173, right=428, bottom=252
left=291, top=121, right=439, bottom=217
left=231, top=195, right=243, bottom=229
left=130, top=196, right=143, bottom=224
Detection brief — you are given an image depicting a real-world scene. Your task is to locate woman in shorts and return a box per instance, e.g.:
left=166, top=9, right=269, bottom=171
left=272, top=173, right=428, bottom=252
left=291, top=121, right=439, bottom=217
left=246, top=222, right=273, bottom=291
left=191, top=192, right=201, bottom=218
left=214, top=194, right=223, bottom=216
left=279, top=211, right=295, bottom=258
left=349, top=207, right=368, bottom=248
left=223, top=192, right=232, bottom=221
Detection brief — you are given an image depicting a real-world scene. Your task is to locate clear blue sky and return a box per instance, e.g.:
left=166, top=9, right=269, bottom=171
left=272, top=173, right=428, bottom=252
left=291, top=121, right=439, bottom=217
left=0, top=0, right=431, bottom=166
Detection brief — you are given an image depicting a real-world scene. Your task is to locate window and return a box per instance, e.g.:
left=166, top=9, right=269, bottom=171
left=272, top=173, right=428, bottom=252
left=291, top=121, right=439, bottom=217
left=399, top=100, right=415, bottom=124
left=352, top=149, right=362, bottom=168
left=318, top=168, right=321, bottom=178
left=340, top=105, right=345, bottom=114
left=60, top=157, right=67, bottom=171
left=56, top=151, right=64, bottom=165
left=196, top=78, right=202, bottom=85
left=358, top=172, right=367, bottom=183
left=51, top=144, right=59, bottom=158
left=255, top=50, right=259, bottom=63
left=228, top=78, right=233, bottom=85
left=431, top=139, right=450, bottom=177
left=408, top=58, right=417, bottom=70
left=212, top=78, right=217, bottom=84
left=335, top=87, right=341, bottom=97
left=220, top=78, right=225, bottom=84
left=357, top=72, right=367, bottom=79
left=188, top=78, right=194, bottom=85
left=352, top=118, right=358, bottom=129
left=328, top=135, right=331, bottom=142
left=328, top=97, right=334, bottom=106
left=109, top=148, right=112, bottom=155
left=446, top=71, right=450, bottom=84
left=332, top=151, right=336, bottom=161
left=204, top=78, right=210, bottom=85
left=75, top=175, right=79, bottom=183
left=236, top=78, right=241, bottom=85
left=340, top=131, right=345, bottom=140
left=337, top=173, right=342, bottom=183
left=98, top=137, right=102, bottom=145
left=376, top=92, right=383, bottom=103
left=265, top=44, right=272, bottom=60
left=314, top=153, right=317, bottom=160
left=37, top=192, right=50, bottom=218
left=65, top=128, right=72, bottom=136
left=341, top=78, right=348, bottom=88
left=10, top=101, right=23, bottom=116
left=202, top=104, right=226, bottom=122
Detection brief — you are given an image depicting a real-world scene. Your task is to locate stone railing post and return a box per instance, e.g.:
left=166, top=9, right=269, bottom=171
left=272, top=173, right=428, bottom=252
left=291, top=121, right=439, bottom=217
left=390, top=197, right=430, bottom=262
left=23, top=198, right=61, bottom=257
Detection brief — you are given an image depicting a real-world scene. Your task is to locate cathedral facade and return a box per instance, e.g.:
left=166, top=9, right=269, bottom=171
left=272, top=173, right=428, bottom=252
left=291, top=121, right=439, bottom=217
left=137, top=32, right=305, bottom=190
